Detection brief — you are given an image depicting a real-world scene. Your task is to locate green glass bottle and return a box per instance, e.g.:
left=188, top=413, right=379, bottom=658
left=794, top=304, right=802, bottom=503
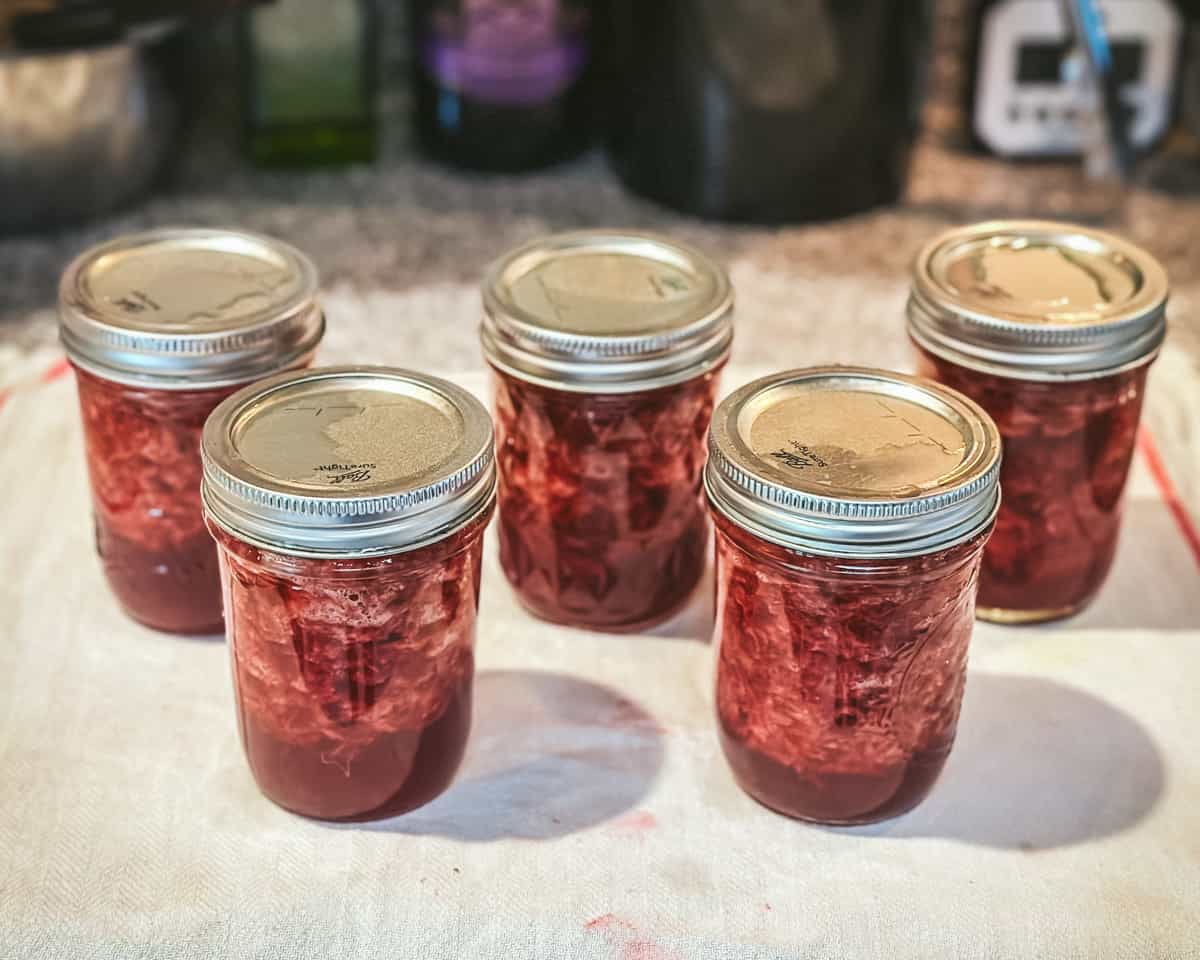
left=242, top=0, right=378, bottom=167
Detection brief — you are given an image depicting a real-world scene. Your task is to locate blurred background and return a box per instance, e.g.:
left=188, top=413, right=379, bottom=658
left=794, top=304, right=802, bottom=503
left=2, top=1, right=1199, bottom=498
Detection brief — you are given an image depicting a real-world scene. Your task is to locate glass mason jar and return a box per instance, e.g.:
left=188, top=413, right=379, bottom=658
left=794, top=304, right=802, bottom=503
left=908, top=221, right=1169, bottom=624
left=706, top=367, right=1001, bottom=824
left=59, top=229, right=324, bottom=634
left=481, top=230, right=734, bottom=631
left=202, top=366, right=496, bottom=822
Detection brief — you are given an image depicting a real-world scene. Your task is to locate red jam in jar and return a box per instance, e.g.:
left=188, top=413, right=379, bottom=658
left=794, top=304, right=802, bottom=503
left=481, top=230, right=733, bottom=630
left=202, top=366, right=496, bottom=821
left=59, top=228, right=324, bottom=634
left=75, top=370, right=241, bottom=633
left=706, top=368, right=1001, bottom=824
left=909, top=221, right=1168, bottom=623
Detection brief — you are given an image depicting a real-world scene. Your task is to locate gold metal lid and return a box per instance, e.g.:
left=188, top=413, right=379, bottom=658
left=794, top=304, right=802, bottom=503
left=202, top=366, right=495, bottom=558
left=706, top=367, right=1001, bottom=558
left=481, top=230, right=734, bottom=393
left=908, top=220, right=1168, bottom=381
left=59, top=228, right=324, bottom=389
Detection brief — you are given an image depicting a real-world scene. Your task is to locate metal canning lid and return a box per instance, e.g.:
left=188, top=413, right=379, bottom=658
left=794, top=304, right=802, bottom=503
left=908, top=220, right=1168, bottom=382
left=705, top=367, right=1002, bottom=559
left=202, top=366, right=496, bottom=558
left=59, top=228, right=325, bottom=389
left=481, top=229, right=734, bottom=393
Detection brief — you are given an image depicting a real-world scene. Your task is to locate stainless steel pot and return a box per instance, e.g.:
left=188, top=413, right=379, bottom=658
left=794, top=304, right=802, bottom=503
left=0, top=27, right=179, bottom=232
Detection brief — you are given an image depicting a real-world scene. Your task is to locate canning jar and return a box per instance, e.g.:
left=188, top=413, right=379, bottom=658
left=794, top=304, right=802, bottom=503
left=908, top=221, right=1168, bottom=623
left=202, top=366, right=496, bottom=821
left=59, top=229, right=324, bottom=634
left=481, top=230, right=734, bottom=631
left=706, top=368, right=1001, bottom=824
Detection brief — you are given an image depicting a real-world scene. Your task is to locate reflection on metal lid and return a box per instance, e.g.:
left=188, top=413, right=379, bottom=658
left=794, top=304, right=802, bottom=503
left=60, top=228, right=324, bottom=389
left=482, top=230, right=734, bottom=392
left=202, top=366, right=495, bottom=558
left=909, top=220, right=1168, bottom=380
left=706, top=367, right=1001, bottom=559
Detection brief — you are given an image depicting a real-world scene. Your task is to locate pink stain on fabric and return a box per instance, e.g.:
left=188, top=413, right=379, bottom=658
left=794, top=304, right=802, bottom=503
left=585, top=913, right=635, bottom=932
left=611, top=810, right=658, bottom=832
left=584, top=913, right=681, bottom=960
left=41, top=358, right=71, bottom=383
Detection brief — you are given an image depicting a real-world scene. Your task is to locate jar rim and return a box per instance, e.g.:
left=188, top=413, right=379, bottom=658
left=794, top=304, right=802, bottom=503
left=59, top=227, right=325, bottom=389
left=705, top=366, right=1002, bottom=559
left=481, top=229, right=734, bottom=393
left=201, top=366, right=497, bottom=559
left=907, top=220, right=1168, bottom=381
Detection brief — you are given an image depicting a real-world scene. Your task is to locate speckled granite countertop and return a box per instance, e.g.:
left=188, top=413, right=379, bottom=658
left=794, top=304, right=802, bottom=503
left=2, top=141, right=1197, bottom=511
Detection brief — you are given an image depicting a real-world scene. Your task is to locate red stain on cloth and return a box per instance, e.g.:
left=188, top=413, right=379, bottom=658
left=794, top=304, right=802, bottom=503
left=40, top=358, right=71, bottom=383
left=1140, top=431, right=1200, bottom=571
left=584, top=913, right=681, bottom=960
left=585, top=914, right=636, bottom=932
left=610, top=810, right=658, bottom=832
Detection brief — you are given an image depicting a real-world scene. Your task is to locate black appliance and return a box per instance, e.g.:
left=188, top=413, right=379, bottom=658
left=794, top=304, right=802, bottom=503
left=600, top=0, right=931, bottom=224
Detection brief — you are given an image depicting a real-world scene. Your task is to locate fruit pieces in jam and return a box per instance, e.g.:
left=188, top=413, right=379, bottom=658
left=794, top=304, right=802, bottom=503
left=74, top=367, right=239, bottom=634
left=915, top=347, right=1148, bottom=622
left=713, top=512, right=989, bottom=824
left=493, top=369, right=719, bottom=631
left=212, top=515, right=489, bottom=821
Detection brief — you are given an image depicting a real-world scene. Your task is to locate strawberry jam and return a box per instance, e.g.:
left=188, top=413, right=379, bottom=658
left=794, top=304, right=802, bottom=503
left=213, top=517, right=487, bottom=821
left=203, top=366, right=496, bottom=820
left=714, top=513, right=989, bottom=823
left=706, top=367, right=1000, bottom=823
left=75, top=368, right=238, bottom=634
left=915, top=349, right=1148, bottom=622
left=493, top=369, right=719, bottom=630
left=481, top=230, right=734, bottom=631
left=907, top=220, right=1167, bottom=622
left=59, top=228, right=325, bottom=633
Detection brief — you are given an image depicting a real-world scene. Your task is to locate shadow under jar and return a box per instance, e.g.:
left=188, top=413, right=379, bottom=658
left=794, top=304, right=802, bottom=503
left=706, top=367, right=1001, bottom=824
left=202, top=366, right=496, bottom=822
left=59, top=229, right=324, bottom=634
left=482, top=230, right=734, bottom=631
left=908, top=221, right=1169, bottom=624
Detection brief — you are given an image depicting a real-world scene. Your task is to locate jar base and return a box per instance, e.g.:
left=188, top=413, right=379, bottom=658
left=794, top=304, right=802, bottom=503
left=718, top=723, right=950, bottom=826
left=98, top=527, right=226, bottom=636
left=977, top=602, right=1084, bottom=625
left=742, top=783, right=929, bottom=828
left=118, top=599, right=224, bottom=636
left=241, top=677, right=473, bottom=823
